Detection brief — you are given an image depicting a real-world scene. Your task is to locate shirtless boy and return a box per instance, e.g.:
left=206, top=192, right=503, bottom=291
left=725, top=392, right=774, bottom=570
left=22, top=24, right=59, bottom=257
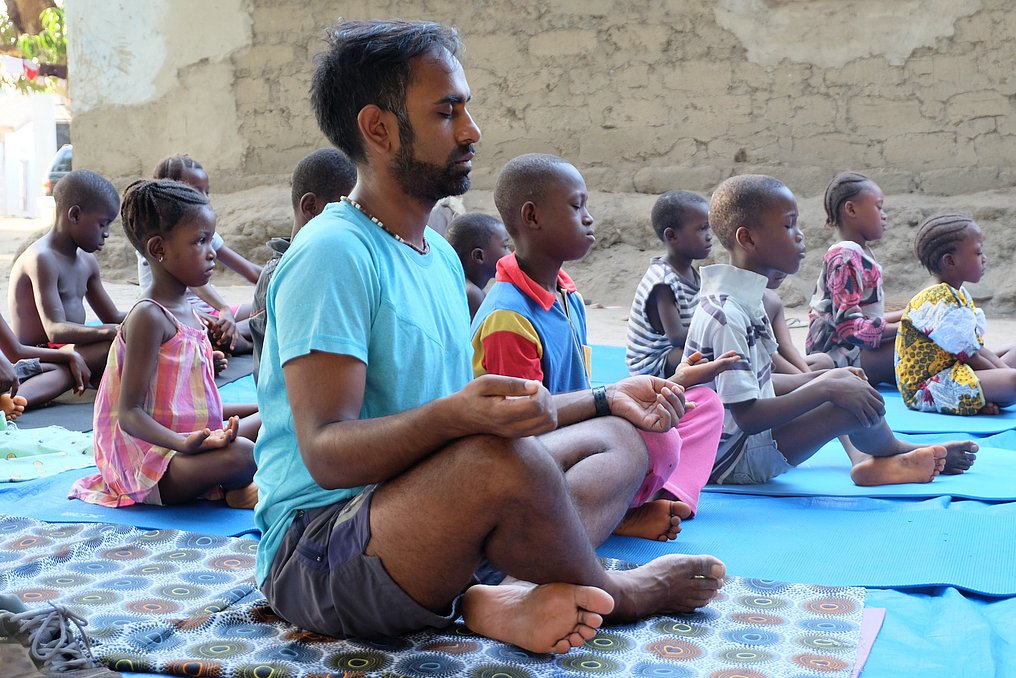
left=8, top=169, right=125, bottom=383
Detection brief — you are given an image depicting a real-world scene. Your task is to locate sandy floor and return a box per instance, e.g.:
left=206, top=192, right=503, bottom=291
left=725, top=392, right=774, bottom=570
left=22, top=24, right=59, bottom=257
left=3, top=212, right=1015, bottom=354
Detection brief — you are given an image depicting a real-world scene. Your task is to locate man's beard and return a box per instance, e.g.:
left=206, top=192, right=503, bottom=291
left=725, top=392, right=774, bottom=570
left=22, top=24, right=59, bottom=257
left=392, top=139, right=473, bottom=203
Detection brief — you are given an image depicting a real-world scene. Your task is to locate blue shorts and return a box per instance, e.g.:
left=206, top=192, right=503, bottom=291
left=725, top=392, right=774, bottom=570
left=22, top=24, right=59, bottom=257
left=713, top=430, right=792, bottom=485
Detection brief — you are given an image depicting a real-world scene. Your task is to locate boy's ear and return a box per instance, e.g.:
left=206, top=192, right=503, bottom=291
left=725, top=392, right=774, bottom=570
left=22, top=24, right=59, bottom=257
left=357, top=104, right=397, bottom=157
left=299, top=192, right=320, bottom=220
left=146, top=235, right=166, bottom=262
left=520, top=201, right=538, bottom=229
left=734, top=225, right=755, bottom=250
left=663, top=226, right=678, bottom=242
left=67, top=205, right=81, bottom=223
left=470, top=246, right=485, bottom=263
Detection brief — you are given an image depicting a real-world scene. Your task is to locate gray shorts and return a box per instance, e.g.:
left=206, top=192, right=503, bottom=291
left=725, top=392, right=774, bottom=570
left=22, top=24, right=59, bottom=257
left=14, top=359, right=43, bottom=382
left=261, top=484, right=463, bottom=640
left=714, top=430, right=793, bottom=485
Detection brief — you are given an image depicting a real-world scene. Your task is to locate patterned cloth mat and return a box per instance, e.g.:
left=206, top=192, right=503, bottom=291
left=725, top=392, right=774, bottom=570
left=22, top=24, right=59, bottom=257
left=0, top=514, right=867, bottom=677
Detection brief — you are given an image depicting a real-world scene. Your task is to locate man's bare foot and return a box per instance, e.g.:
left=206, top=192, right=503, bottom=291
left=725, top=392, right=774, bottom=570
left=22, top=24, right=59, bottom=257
left=850, top=445, right=947, bottom=486
left=224, top=482, right=258, bottom=509
left=980, top=402, right=1001, bottom=415
left=940, top=440, right=978, bottom=475
left=462, top=582, right=614, bottom=654
left=606, top=553, right=725, bottom=620
left=614, top=500, right=692, bottom=541
left=0, top=394, right=27, bottom=421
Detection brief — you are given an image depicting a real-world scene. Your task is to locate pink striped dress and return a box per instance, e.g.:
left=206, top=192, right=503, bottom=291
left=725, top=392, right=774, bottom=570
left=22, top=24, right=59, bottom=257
left=70, top=300, right=224, bottom=507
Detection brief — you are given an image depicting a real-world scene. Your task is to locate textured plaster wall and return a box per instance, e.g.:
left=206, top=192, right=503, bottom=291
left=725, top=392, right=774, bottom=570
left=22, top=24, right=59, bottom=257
left=65, top=0, right=1016, bottom=310
left=67, top=0, right=1016, bottom=196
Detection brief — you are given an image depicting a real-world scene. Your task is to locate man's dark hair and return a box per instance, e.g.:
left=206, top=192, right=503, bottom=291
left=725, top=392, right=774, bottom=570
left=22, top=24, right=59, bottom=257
left=291, top=148, right=357, bottom=208
left=311, top=19, right=462, bottom=163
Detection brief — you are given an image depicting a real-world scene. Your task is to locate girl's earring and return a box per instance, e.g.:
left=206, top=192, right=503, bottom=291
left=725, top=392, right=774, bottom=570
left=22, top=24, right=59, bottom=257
left=158, top=255, right=164, bottom=263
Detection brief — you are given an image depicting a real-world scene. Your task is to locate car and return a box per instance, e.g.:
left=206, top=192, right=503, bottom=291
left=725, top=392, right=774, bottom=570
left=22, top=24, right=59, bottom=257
left=42, top=144, right=72, bottom=196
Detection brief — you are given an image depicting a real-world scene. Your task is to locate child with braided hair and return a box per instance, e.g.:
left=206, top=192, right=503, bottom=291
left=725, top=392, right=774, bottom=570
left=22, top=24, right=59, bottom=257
left=70, top=179, right=260, bottom=509
left=895, top=214, right=1016, bottom=415
left=138, top=154, right=260, bottom=353
left=806, top=172, right=901, bottom=386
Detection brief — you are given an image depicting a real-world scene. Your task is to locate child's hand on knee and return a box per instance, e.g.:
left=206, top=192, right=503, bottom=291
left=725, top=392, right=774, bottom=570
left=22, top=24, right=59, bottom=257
left=821, top=372, right=885, bottom=427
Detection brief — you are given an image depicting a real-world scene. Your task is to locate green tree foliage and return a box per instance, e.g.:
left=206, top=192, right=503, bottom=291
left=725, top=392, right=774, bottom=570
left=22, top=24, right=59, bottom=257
left=1, top=4, right=65, bottom=93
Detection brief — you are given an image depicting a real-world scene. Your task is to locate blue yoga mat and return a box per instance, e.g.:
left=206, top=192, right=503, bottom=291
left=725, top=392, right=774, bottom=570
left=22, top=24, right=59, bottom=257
left=703, top=430, right=1016, bottom=500
left=879, top=385, right=1016, bottom=434
left=218, top=373, right=256, bottom=404
left=0, top=467, right=258, bottom=537
left=590, top=344, right=630, bottom=387
left=596, top=493, right=1016, bottom=596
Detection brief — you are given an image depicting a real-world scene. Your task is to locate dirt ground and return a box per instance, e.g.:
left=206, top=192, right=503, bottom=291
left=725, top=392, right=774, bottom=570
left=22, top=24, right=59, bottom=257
left=3, top=211, right=1015, bottom=354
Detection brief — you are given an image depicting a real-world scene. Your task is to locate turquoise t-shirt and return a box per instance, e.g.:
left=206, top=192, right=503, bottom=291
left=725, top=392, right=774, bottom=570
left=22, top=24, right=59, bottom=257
left=253, top=200, right=472, bottom=584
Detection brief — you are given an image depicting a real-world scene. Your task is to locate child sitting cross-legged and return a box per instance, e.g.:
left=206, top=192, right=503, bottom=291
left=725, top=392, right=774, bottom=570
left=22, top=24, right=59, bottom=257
left=472, top=154, right=736, bottom=541
left=70, top=179, right=260, bottom=509
left=896, top=214, right=1016, bottom=415
left=685, top=174, right=978, bottom=487
left=625, top=190, right=712, bottom=378
left=806, top=172, right=900, bottom=386
left=8, top=169, right=126, bottom=384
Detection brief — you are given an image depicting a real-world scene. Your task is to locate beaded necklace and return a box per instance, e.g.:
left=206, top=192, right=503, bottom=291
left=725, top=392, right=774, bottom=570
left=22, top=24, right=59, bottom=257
left=341, top=196, right=430, bottom=255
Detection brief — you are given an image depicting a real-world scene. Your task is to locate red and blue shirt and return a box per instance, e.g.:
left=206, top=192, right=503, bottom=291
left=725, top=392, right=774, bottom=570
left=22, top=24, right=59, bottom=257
left=470, top=253, right=591, bottom=392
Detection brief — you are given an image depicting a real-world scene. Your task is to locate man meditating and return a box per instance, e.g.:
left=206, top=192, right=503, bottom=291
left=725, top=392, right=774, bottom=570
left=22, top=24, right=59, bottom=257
left=253, top=18, right=725, bottom=654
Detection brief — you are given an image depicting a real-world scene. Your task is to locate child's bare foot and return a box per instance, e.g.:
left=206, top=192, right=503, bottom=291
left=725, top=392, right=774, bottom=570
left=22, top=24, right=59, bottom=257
left=980, top=402, right=1001, bottom=415
left=225, top=482, right=258, bottom=509
left=463, top=582, right=614, bottom=654
left=940, top=440, right=978, bottom=475
left=614, top=500, right=692, bottom=541
left=850, top=445, right=947, bottom=486
left=0, top=394, right=27, bottom=421
left=607, top=553, right=725, bottom=619
left=212, top=350, right=228, bottom=376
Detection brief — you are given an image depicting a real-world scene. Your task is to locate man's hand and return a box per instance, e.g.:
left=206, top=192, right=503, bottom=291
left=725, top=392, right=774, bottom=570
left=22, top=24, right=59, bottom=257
left=670, top=350, right=740, bottom=388
left=179, top=415, right=240, bottom=453
left=608, top=375, right=687, bottom=432
left=454, top=375, right=557, bottom=439
left=821, top=368, right=885, bottom=427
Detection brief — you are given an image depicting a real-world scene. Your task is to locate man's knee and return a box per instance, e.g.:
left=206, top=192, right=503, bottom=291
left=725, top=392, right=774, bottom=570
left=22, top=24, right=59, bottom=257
left=442, top=434, right=555, bottom=487
left=600, top=415, right=649, bottom=463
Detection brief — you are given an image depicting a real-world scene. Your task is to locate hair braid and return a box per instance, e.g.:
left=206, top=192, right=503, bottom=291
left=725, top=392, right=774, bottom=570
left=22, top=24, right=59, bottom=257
left=120, top=179, right=210, bottom=254
left=823, top=172, right=872, bottom=228
left=913, top=213, right=976, bottom=274
left=152, top=154, right=202, bottom=181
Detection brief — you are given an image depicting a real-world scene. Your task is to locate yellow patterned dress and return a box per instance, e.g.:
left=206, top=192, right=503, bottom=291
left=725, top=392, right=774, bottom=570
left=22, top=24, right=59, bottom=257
left=895, top=283, right=986, bottom=415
